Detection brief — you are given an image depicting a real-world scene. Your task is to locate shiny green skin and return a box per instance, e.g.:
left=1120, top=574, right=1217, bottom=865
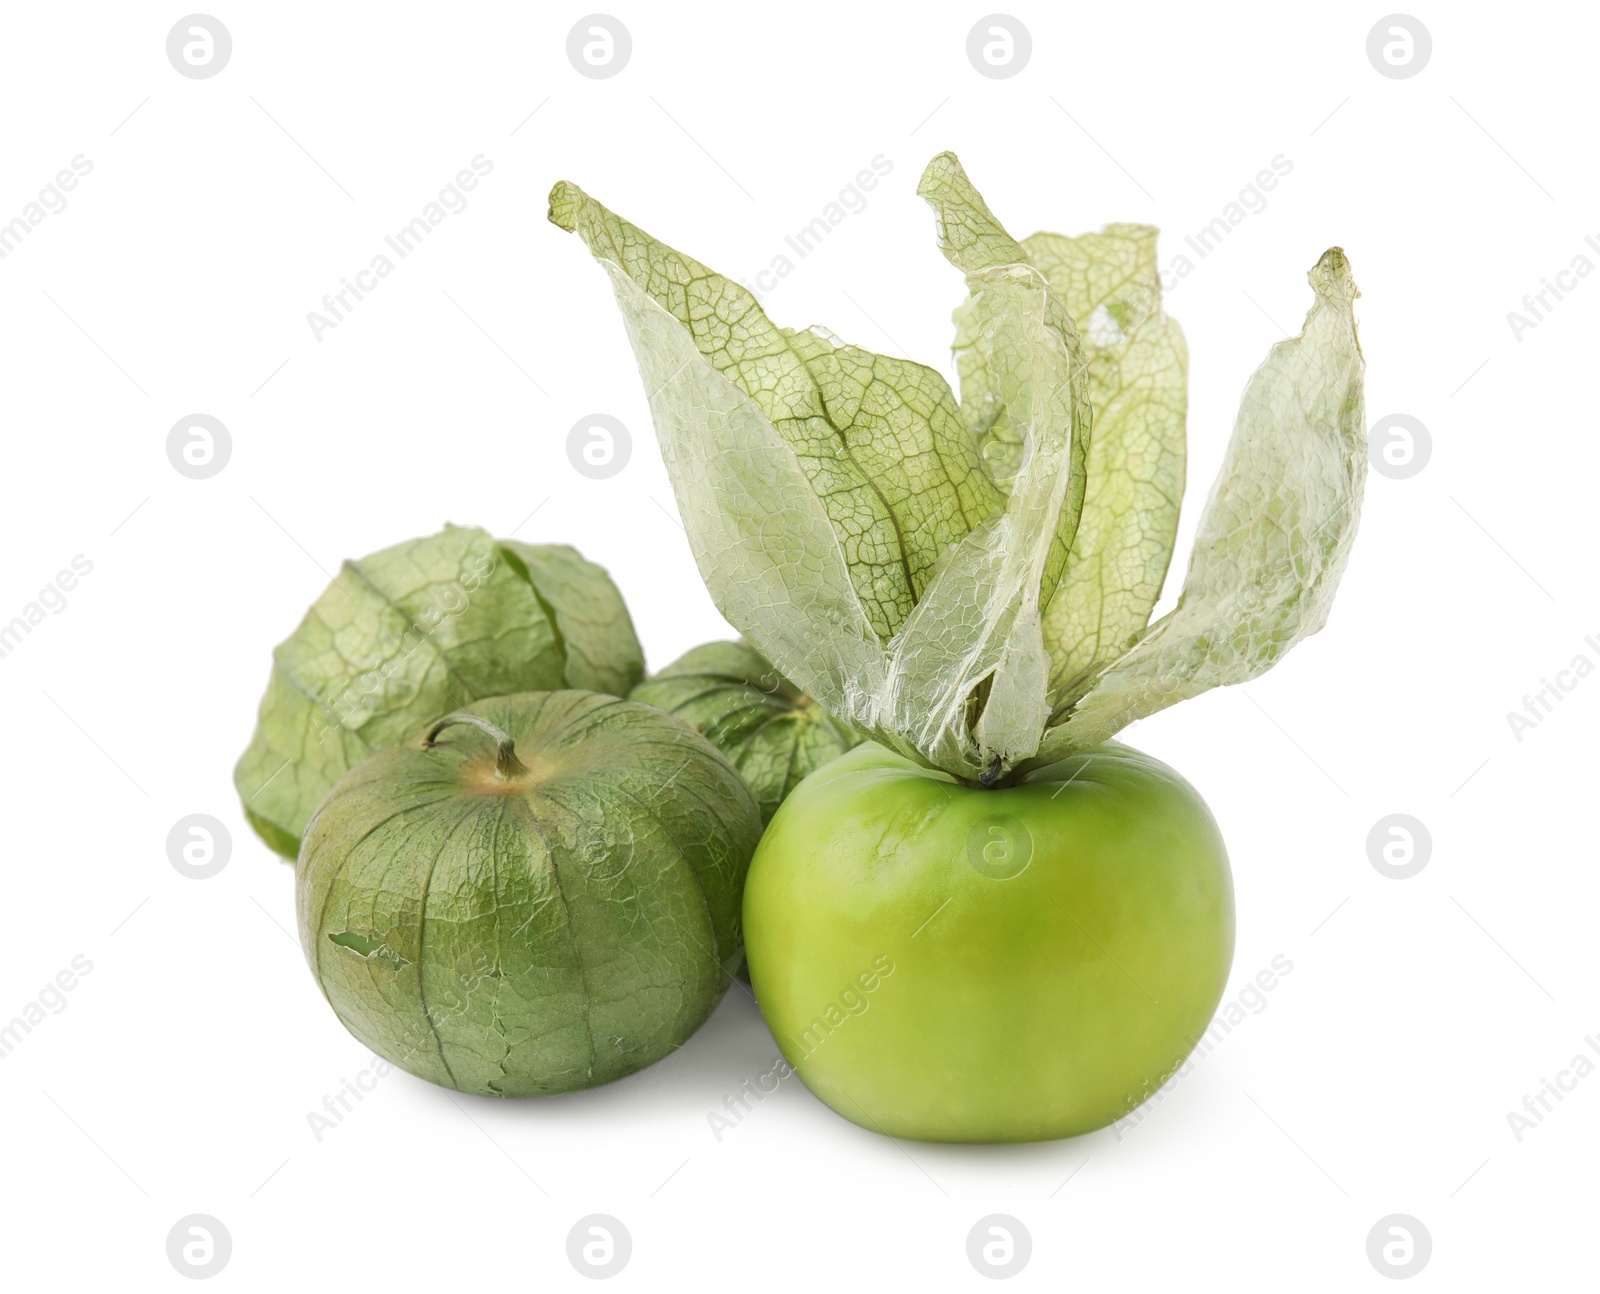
left=744, top=741, right=1234, bottom=1142
left=297, top=691, right=760, bottom=1097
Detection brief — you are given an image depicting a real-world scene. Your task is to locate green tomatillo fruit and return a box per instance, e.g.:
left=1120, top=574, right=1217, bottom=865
left=629, top=640, right=859, bottom=824
left=743, top=741, right=1233, bottom=1141
left=297, top=691, right=760, bottom=1097
left=554, top=151, right=1364, bottom=1141
left=236, top=524, right=644, bottom=860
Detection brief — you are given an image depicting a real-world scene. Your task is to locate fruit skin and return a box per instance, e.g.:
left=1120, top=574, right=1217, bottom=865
left=297, top=691, right=760, bottom=1097
left=630, top=640, right=858, bottom=825
left=743, top=740, right=1234, bottom=1142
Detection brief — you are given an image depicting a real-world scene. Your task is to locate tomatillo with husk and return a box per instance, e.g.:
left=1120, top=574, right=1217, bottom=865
left=630, top=640, right=859, bottom=825
left=236, top=525, right=645, bottom=861
left=297, top=691, right=761, bottom=1096
left=554, top=152, right=1364, bottom=1142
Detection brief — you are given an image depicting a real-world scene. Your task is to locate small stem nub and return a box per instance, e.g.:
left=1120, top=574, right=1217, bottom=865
left=978, top=754, right=1005, bottom=789
left=422, top=712, right=529, bottom=779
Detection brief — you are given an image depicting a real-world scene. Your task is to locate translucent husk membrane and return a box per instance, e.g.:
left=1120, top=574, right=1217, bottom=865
left=551, top=153, right=1366, bottom=784
left=234, top=525, right=644, bottom=854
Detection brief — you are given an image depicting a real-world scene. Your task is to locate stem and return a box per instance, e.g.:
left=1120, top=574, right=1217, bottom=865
left=422, top=713, right=529, bottom=779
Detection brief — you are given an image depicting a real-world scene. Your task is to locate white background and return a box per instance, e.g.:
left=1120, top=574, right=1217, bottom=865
left=0, top=1, right=1594, bottom=1288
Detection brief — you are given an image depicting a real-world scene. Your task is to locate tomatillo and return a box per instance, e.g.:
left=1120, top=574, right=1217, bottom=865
left=298, top=691, right=760, bottom=1096
left=743, top=741, right=1234, bottom=1142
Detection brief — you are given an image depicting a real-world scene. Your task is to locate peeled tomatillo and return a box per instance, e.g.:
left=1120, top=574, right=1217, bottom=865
left=743, top=741, right=1233, bottom=1142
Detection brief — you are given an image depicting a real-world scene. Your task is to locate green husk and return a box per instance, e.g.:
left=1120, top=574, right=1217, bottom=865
left=631, top=641, right=859, bottom=824
left=234, top=524, right=644, bottom=857
left=551, top=154, right=1365, bottom=783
